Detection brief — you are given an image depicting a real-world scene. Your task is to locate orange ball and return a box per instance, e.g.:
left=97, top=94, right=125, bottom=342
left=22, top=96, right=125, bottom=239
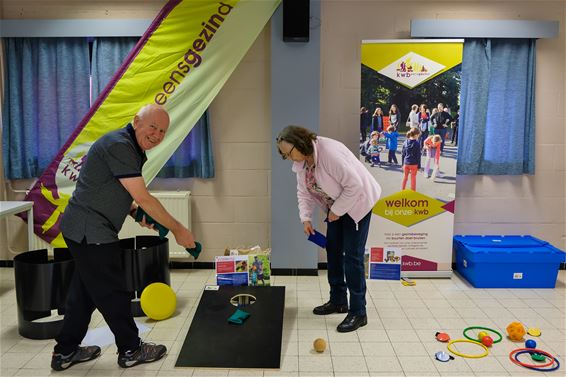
left=313, top=338, right=326, bottom=353
left=506, top=321, right=526, bottom=341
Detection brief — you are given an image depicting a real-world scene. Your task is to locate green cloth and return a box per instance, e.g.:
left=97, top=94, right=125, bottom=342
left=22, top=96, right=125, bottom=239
left=228, top=309, right=250, bottom=325
left=134, top=207, right=169, bottom=239
left=186, top=242, right=202, bottom=259
left=136, top=207, right=201, bottom=259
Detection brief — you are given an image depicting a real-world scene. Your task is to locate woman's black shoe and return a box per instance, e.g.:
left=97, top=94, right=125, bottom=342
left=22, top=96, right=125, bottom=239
left=313, top=301, right=348, bottom=315
left=337, top=314, right=367, bottom=332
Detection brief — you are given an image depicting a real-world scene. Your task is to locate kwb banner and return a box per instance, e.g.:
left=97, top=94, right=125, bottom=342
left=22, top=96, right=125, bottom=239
left=22, top=0, right=280, bottom=247
left=360, top=39, right=463, bottom=278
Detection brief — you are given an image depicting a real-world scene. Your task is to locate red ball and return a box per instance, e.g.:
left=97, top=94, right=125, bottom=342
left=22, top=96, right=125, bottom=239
left=481, top=335, right=494, bottom=347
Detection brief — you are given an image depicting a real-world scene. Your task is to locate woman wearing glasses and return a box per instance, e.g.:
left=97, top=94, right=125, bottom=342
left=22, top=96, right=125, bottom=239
left=276, top=125, right=381, bottom=332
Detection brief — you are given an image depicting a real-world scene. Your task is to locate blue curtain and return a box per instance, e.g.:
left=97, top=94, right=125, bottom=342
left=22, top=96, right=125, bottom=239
left=2, top=38, right=90, bottom=179
left=156, top=111, right=215, bottom=178
left=91, top=37, right=215, bottom=179
left=91, top=37, right=138, bottom=101
left=457, top=39, right=536, bottom=175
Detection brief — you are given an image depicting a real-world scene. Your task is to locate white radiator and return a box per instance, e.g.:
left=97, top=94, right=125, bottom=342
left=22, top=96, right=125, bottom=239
left=30, top=191, right=191, bottom=258
left=30, top=234, right=53, bottom=251
left=119, top=191, right=191, bottom=258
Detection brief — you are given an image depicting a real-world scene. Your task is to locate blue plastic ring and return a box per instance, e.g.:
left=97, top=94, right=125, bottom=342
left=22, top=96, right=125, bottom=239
left=513, top=350, right=560, bottom=372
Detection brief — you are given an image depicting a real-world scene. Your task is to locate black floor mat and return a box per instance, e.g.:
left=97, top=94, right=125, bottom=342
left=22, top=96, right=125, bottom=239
left=176, top=286, right=285, bottom=369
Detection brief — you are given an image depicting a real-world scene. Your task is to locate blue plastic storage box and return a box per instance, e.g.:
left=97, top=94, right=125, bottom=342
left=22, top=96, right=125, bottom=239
left=453, top=235, right=565, bottom=288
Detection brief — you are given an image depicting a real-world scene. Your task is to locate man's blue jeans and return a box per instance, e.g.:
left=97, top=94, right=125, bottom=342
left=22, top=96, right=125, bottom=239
left=325, top=211, right=372, bottom=316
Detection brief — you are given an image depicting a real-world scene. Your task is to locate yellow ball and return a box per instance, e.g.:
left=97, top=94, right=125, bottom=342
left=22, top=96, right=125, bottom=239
left=313, top=338, right=326, bottom=353
left=478, top=331, right=488, bottom=340
left=140, top=282, right=176, bottom=321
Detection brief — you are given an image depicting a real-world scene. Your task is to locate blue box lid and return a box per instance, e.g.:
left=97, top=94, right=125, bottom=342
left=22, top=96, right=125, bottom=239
left=459, top=245, right=565, bottom=263
left=454, top=235, right=548, bottom=248
left=454, top=235, right=566, bottom=263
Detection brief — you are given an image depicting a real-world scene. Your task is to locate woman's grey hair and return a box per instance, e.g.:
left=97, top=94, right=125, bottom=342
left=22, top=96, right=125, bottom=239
left=276, top=125, right=317, bottom=158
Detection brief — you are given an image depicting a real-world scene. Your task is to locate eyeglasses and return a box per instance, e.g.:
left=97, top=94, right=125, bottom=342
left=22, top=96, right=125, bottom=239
left=280, top=145, right=295, bottom=160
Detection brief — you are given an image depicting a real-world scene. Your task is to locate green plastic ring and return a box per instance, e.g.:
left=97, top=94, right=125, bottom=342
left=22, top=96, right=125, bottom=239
left=463, top=326, right=503, bottom=344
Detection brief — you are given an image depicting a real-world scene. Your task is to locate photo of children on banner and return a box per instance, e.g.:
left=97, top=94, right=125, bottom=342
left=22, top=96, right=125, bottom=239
left=371, top=107, right=385, bottom=133
left=216, top=255, right=249, bottom=286
left=431, top=103, right=453, bottom=153
left=249, top=264, right=259, bottom=286
left=383, top=126, right=399, bottom=164
left=424, top=135, right=442, bottom=180
left=401, top=128, right=421, bottom=191
left=368, top=139, right=383, bottom=167
left=407, top=104, right=419, bottom=129
left=235, top=259, right=247, bottom=273
left=358, top=101, right=457, bottom=202
left=418, top=104, right=430, bottom=153
left=388, top=104, right=400, bottom=130
left=216, top=253, right=271, bottom=287
left=360, top=107, right=371, bottom=142
left=360, top=131, right=379, bottom=164
left=249, top=255, right=270, bottom=286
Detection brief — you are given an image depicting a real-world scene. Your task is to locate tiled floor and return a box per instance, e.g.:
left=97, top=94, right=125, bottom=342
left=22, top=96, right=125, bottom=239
left=1, top=268, right=564, bottom=376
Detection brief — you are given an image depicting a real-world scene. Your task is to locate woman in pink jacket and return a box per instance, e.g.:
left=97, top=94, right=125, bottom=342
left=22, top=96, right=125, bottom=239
left=276, top=126, right=382, bottom=332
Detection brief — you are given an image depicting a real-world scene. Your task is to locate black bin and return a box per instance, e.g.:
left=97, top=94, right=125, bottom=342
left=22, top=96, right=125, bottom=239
left=120, top=236, right=170, bottom=316
left=14, top=248, right=75, bottom=340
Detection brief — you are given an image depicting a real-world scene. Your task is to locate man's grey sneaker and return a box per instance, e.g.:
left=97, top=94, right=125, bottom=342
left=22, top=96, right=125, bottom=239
left=51, top=345, right=101, bottom=371
left=117, top=342, right=167, bottom=368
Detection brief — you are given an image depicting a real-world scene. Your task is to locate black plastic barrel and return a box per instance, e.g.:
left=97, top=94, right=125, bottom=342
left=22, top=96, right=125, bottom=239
left=120, top=236, right=170, bottom=316
left=14, top=248, right=74, bottom=339
left=14, top=236, right=170, bottom=339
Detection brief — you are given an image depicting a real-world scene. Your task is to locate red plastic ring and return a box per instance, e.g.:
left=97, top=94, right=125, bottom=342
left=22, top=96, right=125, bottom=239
left=508, top=348, right=555, bottom=368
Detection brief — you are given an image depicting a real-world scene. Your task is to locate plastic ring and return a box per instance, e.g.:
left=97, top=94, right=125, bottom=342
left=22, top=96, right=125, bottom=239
left=509, top=348, right=556, bottom=369
left=512, top=350, right=560, bottom=372
left=463, top=326, right=503, bottom=344
left=447, top=339, right=489, bottom=358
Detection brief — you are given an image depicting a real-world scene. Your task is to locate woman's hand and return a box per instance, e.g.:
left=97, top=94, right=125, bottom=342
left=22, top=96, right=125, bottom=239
left=303, top=221, right=315, bottom=236
left=327, top=210, right=340, bottom=222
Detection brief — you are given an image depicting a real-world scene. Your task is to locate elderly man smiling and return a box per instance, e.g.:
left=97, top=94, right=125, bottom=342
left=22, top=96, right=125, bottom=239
left=51, top=104, right=196, bottom=371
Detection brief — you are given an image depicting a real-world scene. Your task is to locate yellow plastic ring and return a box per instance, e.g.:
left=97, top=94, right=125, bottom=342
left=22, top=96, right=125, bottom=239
left=447, top=339, right=489, bottom=358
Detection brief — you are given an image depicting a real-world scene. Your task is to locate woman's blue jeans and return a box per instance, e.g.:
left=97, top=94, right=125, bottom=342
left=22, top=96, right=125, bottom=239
left=325, top=211, right=372, bottom=316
